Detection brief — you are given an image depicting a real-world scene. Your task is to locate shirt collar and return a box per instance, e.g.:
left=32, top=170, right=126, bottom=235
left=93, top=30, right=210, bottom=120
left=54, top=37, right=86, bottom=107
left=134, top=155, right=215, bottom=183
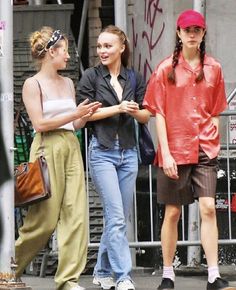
left=98, top=63, right=127, bottom=80
left=178, top=52, right=213, bottom=67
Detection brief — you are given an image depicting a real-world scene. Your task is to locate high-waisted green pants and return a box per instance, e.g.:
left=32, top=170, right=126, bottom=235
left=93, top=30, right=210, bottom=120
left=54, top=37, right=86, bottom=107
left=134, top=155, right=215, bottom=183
left=15, top=130, right=88, bottom=290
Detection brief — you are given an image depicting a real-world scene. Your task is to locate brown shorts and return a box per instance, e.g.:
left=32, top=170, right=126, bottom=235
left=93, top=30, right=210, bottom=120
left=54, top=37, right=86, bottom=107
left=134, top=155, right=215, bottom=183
left=157, top=149, right=219, bottom=205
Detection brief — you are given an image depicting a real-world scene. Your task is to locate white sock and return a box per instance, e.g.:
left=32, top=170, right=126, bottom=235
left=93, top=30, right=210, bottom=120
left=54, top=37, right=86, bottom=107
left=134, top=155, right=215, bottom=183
left=208, top=266, right=220, bottom=283
left=163, top=266, right=175, bottom=282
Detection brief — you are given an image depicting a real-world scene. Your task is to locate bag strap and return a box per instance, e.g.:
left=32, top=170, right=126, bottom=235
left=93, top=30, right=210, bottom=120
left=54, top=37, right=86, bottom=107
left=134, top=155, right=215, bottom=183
left=14, top=79, right=43, bottom=129
left=35, top=79, right=43, bottom=110
left=127, top=68, right=142, bottom=162
left=127, top=68, right=137, bottom=97
left=34, top=79, right=45, bottom=156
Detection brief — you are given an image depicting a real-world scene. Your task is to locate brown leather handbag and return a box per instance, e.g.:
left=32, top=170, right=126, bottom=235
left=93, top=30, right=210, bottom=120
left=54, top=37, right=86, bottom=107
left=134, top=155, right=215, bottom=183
left=14, top=155, right=51, bottom=207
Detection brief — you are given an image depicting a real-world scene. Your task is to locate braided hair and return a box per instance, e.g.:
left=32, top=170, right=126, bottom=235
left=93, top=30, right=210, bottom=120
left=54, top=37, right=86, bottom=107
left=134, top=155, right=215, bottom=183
left=167, top=31, right=206, bottom=84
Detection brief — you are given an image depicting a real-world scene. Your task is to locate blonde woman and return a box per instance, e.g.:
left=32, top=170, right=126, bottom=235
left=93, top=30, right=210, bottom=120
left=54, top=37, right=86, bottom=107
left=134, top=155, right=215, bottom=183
left=15, top=26, right=100, bottom=290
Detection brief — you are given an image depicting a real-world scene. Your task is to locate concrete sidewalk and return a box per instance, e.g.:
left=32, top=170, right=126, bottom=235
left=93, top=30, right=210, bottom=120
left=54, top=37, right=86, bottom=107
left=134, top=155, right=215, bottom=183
left=21, top=271, right=236, bottom=290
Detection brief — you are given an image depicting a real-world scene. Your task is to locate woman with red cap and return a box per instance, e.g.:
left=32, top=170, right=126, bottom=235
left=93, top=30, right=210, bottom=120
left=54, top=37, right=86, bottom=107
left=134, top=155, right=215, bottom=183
left=143, top=9, right=232, bottom=290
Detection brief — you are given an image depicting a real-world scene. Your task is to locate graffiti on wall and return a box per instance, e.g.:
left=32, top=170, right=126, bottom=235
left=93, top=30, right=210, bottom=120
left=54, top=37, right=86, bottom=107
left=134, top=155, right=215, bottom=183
left=132, top=0, right=165, bottom=82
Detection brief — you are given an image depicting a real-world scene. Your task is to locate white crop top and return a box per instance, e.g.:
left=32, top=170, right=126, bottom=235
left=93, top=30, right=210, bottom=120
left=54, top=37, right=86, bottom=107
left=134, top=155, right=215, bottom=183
left=43, top=98, right=76, bottom=131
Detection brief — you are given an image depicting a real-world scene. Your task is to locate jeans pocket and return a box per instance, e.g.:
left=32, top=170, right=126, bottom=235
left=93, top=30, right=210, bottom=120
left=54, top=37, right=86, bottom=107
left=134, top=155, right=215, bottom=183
left=97, top=144, right=110, bottom=151
left=89, top=139, right=109, bottom=164
left=90, top=137, right=111, bottom=151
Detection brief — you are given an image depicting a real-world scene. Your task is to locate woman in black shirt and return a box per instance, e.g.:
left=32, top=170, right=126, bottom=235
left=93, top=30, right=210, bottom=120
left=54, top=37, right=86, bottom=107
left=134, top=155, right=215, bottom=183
left=78, top=25, right=151, bottom=290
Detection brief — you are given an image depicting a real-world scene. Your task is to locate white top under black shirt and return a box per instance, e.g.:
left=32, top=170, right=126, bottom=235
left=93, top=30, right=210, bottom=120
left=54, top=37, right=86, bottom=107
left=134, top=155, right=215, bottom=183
left=77, top=64, right=146, bottom=149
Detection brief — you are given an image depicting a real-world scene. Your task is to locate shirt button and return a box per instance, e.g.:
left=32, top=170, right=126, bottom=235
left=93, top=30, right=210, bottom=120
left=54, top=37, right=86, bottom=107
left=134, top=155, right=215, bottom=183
left=192, top=96, right=196, bottom=100
left=193, top=109, right=197, bottom=112
left=193, top=83, right=196, bottom=87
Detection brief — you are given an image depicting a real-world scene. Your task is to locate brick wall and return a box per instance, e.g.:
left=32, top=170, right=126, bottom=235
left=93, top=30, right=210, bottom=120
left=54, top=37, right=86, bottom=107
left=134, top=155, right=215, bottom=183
left=127, top=0, right=134, bottom=15
left=88, top=1, right=135, bottom=67
left=88, top=0, right=102, bottom=67
left=127, top=0, right=134, bottom=66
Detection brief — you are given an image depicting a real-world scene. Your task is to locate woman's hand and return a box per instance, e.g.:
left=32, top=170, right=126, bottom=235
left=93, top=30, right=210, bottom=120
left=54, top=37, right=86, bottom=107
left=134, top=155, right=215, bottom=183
left=162, top=154, right=179, bottom=180
left=119, top=100, right=139, bottom=114
left=211, top=116, right=219, bottom=136
left=80, top=101, right=102, bottom=121
left=73, top=101, right=102, bottom=129
left=76, top=99, right=101, bottom=119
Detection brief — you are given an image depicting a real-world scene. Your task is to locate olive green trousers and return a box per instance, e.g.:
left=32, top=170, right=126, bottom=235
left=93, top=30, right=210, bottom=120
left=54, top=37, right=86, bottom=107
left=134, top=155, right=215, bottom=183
left=15, top=130, right=88, bottom=290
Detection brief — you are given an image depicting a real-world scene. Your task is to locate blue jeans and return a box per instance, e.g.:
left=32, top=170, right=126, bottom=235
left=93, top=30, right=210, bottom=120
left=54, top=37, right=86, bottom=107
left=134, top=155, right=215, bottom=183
left=89, top=136, right=138, bottom=282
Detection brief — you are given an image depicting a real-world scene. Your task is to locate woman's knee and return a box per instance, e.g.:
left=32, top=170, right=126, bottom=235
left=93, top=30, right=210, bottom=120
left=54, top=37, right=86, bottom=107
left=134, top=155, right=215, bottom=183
left=105, top=216, right=126, bottom=241
left=199, top=198, right=216, bottom=219
left=106, top=215, right=125, bottom=228
left=164, top=205, right=181, bottom=223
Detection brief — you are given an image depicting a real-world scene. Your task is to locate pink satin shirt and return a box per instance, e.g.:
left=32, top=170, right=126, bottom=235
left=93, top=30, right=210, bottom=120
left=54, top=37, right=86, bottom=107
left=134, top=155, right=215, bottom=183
left=143, top=53, right=227, bottom=167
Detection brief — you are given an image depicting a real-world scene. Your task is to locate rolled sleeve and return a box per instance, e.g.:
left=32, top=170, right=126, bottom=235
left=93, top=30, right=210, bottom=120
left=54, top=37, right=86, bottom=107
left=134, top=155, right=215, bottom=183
left=211, top=67, right=227, bottom=116
left=143, top=70, right=166, bottom=116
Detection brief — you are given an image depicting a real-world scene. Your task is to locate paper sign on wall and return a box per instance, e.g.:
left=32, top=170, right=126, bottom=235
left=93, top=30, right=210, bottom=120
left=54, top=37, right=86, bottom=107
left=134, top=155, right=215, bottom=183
left=0, top=21, right=6, bottom=57
left=229, top=99, right=236, bottom=144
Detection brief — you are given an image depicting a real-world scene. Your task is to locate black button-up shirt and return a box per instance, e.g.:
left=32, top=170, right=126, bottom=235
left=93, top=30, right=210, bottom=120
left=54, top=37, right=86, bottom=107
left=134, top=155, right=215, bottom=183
left=77, top=64, right=146, bottom=149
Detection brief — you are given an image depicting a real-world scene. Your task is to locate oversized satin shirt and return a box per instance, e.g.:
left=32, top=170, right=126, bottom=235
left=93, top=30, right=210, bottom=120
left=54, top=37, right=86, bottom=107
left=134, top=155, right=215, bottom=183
left=143, top=53, right=227, bottom=167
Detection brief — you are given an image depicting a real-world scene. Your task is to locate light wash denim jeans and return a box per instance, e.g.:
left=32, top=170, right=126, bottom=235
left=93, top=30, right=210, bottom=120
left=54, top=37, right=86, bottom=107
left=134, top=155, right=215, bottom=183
left=89, top=136, right=138, bottom=282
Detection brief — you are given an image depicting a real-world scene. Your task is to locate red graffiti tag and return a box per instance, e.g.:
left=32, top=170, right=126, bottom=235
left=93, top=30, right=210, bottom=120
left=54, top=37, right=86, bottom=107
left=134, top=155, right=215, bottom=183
left=132, top=0, right=165, bottom=82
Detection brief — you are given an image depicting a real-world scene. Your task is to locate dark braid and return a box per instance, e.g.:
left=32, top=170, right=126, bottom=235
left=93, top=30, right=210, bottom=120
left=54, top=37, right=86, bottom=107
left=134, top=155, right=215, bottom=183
left=195, top=35, right=206, bottom=83
left=167, top=34, right=182, bottom=84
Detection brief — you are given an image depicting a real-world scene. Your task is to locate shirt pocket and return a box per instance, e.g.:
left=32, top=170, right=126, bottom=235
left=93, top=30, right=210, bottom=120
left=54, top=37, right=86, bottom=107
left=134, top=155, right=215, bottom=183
left=204, top=67, right=217, bottom=88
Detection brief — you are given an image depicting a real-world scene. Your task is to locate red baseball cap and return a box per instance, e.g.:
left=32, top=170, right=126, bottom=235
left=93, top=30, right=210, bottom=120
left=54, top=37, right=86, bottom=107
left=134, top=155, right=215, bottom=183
left=177, top=9, right=206, bottom=29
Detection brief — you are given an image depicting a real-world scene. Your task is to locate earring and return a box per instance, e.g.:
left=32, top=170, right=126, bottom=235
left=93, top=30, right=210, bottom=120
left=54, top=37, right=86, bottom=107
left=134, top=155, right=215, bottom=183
left=179, top=39, right=182, bottom=44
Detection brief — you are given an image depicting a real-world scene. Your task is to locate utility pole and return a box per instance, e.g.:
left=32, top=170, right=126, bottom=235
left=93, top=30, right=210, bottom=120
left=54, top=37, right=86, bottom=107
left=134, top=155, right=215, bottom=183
left=193, top=0, right=206, bottom=14
left=114, top=0, right=127, bottom=34
left=0, top=1, right=31, bottom=289
left=186, top=0, right=206, bottom=268
left=77, top=0, right=89, bottom=74
left=114, top=0, right=137, bottom=266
